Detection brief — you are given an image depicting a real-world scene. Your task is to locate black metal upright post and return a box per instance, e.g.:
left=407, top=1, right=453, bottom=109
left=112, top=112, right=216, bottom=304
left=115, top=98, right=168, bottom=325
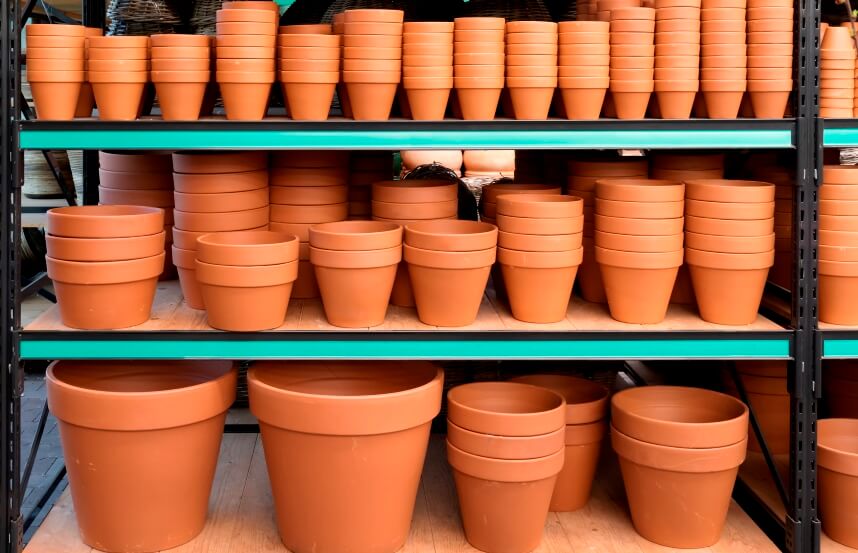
left=81, top=0, right=105, bottom=205
left=2, top=0, right=23, bottom=551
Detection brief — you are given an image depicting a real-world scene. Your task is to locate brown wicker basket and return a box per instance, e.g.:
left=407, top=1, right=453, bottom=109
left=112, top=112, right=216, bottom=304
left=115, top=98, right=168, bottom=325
left=107, top=0, right=187, bottom=35
left=322, top=0, right=420, bottom=22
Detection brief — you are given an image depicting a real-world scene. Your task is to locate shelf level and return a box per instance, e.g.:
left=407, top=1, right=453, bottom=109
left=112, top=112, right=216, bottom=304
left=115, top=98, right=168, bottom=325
left=20, top=282, right=791, bottom=360
left=18, top=119, right=797, bottom=151
left=23, top=434, right=780, bottom=553
left=822, top=119, right=858, bottom=147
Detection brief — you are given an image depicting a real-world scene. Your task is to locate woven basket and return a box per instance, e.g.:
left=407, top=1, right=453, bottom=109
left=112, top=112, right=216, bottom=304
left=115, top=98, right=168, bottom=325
left=322, top=0, right=420, bottom=22
left=108, top=0, right=187, bottom=35
left=402, top=163, right=479, bottom=221
left=456, top=0, right=553, bottom=21
left=190, top=0, right=224, bottom=34
left=23, top=150, right=82, bottom=200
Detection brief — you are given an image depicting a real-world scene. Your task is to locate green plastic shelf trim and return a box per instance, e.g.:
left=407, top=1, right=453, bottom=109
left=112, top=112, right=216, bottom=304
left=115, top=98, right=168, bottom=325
left=823, top=128, right=858, bottom=147
left=822, top=338, right=858, bottom=358
left=18, top=128, right=795, bottom=151
left=20, top=337, right=791, bottom=360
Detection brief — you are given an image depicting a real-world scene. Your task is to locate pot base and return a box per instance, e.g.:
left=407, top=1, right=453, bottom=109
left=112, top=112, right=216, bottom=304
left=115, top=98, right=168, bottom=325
left=611, top=91, right=652, bottom=120
left=578, top=241, right=607, bottom=303
left=703, top=91, right=744, bottom=119
left=501, top=264, right=579, bottom=323
left=408, top=263, right=491, bottom=327
left=314, top=264, right=397, bottom=327
left=220, top=82, right=273, bottom=121
left=551, top=441, right=602, bottom=512
left=749, top=90, right=791, bottom=119
left=54, top=278, right=158, bottom=329
left=177, top=266, right=205, bottom=310
left=282, top=82, right=336, bottom=121
left=346, top=82, right=398, bottom=120
left=200, top=282, right=293, bottom=331
left=509, top=87, right=554, bottom=120
left=688, top=265, right=769, bottom=325
left=92, top=82, right=146, bottom=121
left=819, top=273, right=858, bottom=325
left=74, top=82, right=95, bottom=118
left=390, top=261, right=415, bottom=307
left=31, top=81, right=82, bottom=121
left=155, top=81, right=206, bottom=121
left=292, top=260, right=320, bottom=299
left=656, top=90, right=695, bottom=120
left=600, top=264, right=679, bottom=324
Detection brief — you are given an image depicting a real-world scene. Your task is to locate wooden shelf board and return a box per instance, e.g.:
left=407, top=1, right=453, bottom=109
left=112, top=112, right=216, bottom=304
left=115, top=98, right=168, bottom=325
left=24, top=434, right=779, bottom=553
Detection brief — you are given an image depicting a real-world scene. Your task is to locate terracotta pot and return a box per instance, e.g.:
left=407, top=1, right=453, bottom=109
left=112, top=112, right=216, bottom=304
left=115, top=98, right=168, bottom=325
left=685, top=199, right=774, bottom=220
left=447, top=381, right=565, bottom=436
left=686, top=231, right=775, bottom=253
left=90, top=81, right=145, bottom=121
left=595, top=178, right=684, bottom=202
left=270, top=203, right=348, bottom=223
left=560, top=86, right=608, bottom=119
left=373, top=180, right=456, bottom=203
left=612, top=427, right=747, bottom=548
left=685, top=179, right=775, bottom=203
left=272, top=166, right=348, bottom=185
left=497, top=232, right=582, bottom=252
left=173, top=151, right=268, bottom=174
left=172, top=244, right=205, bottom=309
left=173, top=206, right=269, bottom=232
left=609, top=81, right=654, bottom=119
left=686, top=215, right=775, bottom=236
left=174, top=188, right=268, bottom=213
left=173, top=169, right=268, bottom=194
left=47, top=205, right=164, bottom=238
left=196, top=231, right=298, bottom=266
left=46, top=252, right=164, bottom=329
left=47, top=231, right=165, bottom=262
left=594, top=213, right=684, bottom=235
left=495, top=214, right=584, bottom=236
left=270, top=185, right=347, bottom=206
left=723, top=372, right=789, bottom=453
left=498, top=247, right=583, bottom=323
left=404, top=220, right=496, bottom=252
left=308, top=220, right=401, bottom=249
left=248, top=361, right=442, bottom=553
left=686, top=248, right=774, bottom=324
left=46, top=360, right=235, bottom=552
left=496, top=194, right=582, bottom=218
left=509, top=374, right=609, bottom=424
left=595, top=230, right=683, bottom=252
left=218, top=80, right=272, bottom=121
left=817, top=418, right=858, bottom=548
left=595, top=198, right=684, bottom=219
left=482, top=183, right=561, bottom=204
left=372, top=200, right=457, bottom=220
left=447, top=419, right=565, bottom=460
left=596, top=247, right=682, bottom=323
left=97, top=186, right=173, bottom=208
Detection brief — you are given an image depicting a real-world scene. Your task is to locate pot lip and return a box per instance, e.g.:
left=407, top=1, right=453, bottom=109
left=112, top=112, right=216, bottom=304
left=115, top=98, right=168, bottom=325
left=611, top=425, right=748, bottom=472
left=818, top=418, right=858, bottom=474
left=405, top=219, right=497, bottom=240
left=447, top=381, right=566, bottom=424
left=309, top=220, right=402, bottom=238
left=196, top=230, right=297, bottom=250
left=447, top=418, right=566, bottom=443
left=446, top=439, right=565, bottom=480
left=508, top=374, right=609, bottom=414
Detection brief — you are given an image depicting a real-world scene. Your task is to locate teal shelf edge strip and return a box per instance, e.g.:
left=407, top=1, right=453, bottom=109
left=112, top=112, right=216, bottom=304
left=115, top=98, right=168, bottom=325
left=823, top=128, right=858, bottom=147
left=19, top=128, right=795, bottom=151
left=20, top=337, right=792, bottom=360
left=822, top=339, right=858, bottom=358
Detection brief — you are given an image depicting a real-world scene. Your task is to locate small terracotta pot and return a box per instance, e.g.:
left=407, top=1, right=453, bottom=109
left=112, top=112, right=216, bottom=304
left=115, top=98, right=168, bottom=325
left=46, top=360, right=235, bottom=552
left=248, top=361, right=442, bottom=553
left=173, top=169, right=268, bottom=194
left=447, top=381, right=565, bottom=436
left=596, top=246, right=683, bottom=323
left=497, top=232, right=582, bottom=252
left=270, top=203, right=348, bottom=224
left=47, top=231, right=165, bottom=262
left=174, top=188, right=267, bottom=213
left=595, top=198, right=684, bottom=219
left=686, top=198, right=774, bottom=220
left=218, top=80, right=273, bottom=121
left=47, top=205, right=164, bottom=238
left=495, top=214, right=584, bottom=236
left=172, top=244, right=205, bottom=309
left=90, top=81, right=145, bottom=121
left=404, top=220, right=496, bottom=252
left=595, top=230, right=683, bottom=252
left=612, top=426, right=747, bottom=548
left=686, top=215, right=775, bottom=236
left=373, top=180, right=456, bottom=203
left=560, top=85, right=608, bottom=119
left=173, top=206, right=270, bottom=232
left=446, top=419, right=565, bottom=460
left=196, top=231, right=298, bottom=266
left=609, top=81, right=654, bottom=119
left=454, top=81, right=502, bottom=120
left=498, top=247, right=583, bottom=323
left=686, top=248, right=774, bottom=325
left=496, top=194, right=583, bottom=219
left=685, top=179, right=776, bottom=203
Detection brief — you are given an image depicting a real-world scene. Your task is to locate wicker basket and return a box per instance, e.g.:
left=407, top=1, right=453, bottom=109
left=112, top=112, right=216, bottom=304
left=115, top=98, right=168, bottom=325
left=455, top=0, right=553, bottom=21
left=108, top=0, right=188, bottom=35
left=322, top=0, right=420, bottom=22
left=402, top=163, right=479, bottom=221
left=190, top=0, right=224, bottom=35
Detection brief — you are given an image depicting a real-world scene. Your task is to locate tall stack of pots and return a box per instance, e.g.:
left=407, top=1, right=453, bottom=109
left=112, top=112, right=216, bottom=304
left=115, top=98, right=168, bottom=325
left=151, top=34, right=211, bottom=121
left=699, top=0, right=747, bottom=118
left=653, top=0, right=701, bottom=119
left=453, top=17, right=506, bottom=120
left=45, top=206, right=165, bottom=329
left=342, top=9, right=404, bottom=120
left=609, top=7, right=656, bottom=119
left=745, top=2, right=794, bottom=117
left=724, top=361, right=790, bottom=454
left=557, top=21, right=610, bottom=119
left=496, top=194, right=585, bottom=323
left=684, top=179, right=775, bottom=325
left=248, top=361, right=443, bottom=553
left=611, top=386, right=749, bottom=547
left=402, top=22, right=454, bottom=120
left=505, top=21, right=558, bottom=120
left=404, top=220, right=496, bottom=326
left=819, top=165, right=858, bottom=324
left=87, top=36, right=150, bottom=121
left=446, top=382, right=565, bottom=553
left=277, top=31, right=341, bottom=120
left=269, top=151, right=349, bottom=299
left=818, top=418, right=858, bottom=549
left=47, top=360, right=236, bottom=552
left=348, top=152, right=389, bottom=219
left=171, top=151, right=270, bottom=309
left=595, top=178, right=685, bottom=323
left=511, top=375, right=609, bottom=512
left=372, top=180, right=458, bottom=307
left=817, top=23, right=853, bottom=118
left=25, top=24, right=85, bottom=120
left=309, top=221, right=403, bottom=327
left=215, top=5, right=277, bottom=120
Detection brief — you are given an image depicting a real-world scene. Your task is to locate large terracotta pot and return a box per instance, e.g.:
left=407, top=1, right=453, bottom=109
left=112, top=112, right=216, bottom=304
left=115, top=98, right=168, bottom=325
left=818, top=418, right=858, bottom=548
left=248, top=361, right=442, bottom=553
left=47, top=360, right=236, bottom=552
left=612, top=426, right=747, bottom=548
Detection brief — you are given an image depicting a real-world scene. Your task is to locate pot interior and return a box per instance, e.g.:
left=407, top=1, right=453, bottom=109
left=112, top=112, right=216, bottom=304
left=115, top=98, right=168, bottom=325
left=253, top=361, right=437, bottom=397
left=451, top=383, right=563, bottom=415
left=51, top=360, right=233, bottom=393
left=616, top=387, right=746, bottom=424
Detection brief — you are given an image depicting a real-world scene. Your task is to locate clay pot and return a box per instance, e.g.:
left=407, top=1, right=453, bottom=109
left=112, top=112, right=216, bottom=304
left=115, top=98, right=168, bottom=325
left=723, top=370, right=789, bottom=453
left=594, top=214, right=684, bottom=235
left=596, top=247, right=682, bottom=324
left=612, top=426, right=747, bottom=548
left=817, top=419, right=858, bottom=548
left=498, top=247, right=583, bottom=323
left=405, top=220, right=496, bottom=251
left=46, top=252, right=165, bottom=329
left=172, top=245, right=205, bottom=309
left=196, top=231, right=298, bottom=266
left=172, top=151, right=268, bottom=174
left=496, top=214, right=584, bottom=236
left=510, top=374, right=609, bottom=424
left=686, top=248, right=774, bottom=325
left=46, top=360, right=235, bottom=552
left=595, top=198, right=684, bottom=219
left=609, top=80, right=654, bottom=119
left=686, top=215, right=775, bottom=236
left=218, top=77, right=273, bottom=120
left=819, top=260, right=858, bottom=324
left=47, top=231, right=166, bottom=262
left=248, top=361, right=442, bottom=553
left=47, top=205, right=164, bottom=238
left=447, top=419, right=565, bottom=460
left=447, top=382, right=566, bottom=436
left=173, top=169, right=268, bottom=194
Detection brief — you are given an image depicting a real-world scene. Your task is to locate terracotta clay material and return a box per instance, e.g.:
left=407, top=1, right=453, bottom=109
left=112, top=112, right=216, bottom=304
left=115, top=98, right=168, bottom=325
left=308, top=221, right=402, bottom=250
left=173, top=151, right=268, bottom=174
left=594, top=231, right=684, bottom=253
left=495, top=214, right=584, bottom=236
left=685, top=199, right=775, bottom=220
left=196, top=231, right=298, bottom=266
left=97, top=187, right=173, bottom=208
left=46, top=231, right=165, bottom=262
left=372, top=200, right=457, bottom=220
left=173, top=169, right=268, bottom=194
left=596, top=247, right=683, bottom=324
left=496, top=194, right=583, bottom=219
left=812, top=419, right=858, bottom=548
left=404, top=220, right=497, bottom=252
left=176, top=188, right=268, bottom=214
left=510, top=374, right=609, bottom=425
left=454, top=84, right=503, bottom=120
left=173, top=206, right=269, bottom=232
left=46, top=360, right=235, bottom=552
left=595, top=198, right=684, bottom=219
left=482, top=184, right=561, bottom=204
left=172, top=245, right=205, bottom=309
left=686, top=232, right=775, bottom=253
left=595, top=178, right=684, bottom=202
left=723, top=371, right=790, bottom=453
left=612, top=426, right=747, bottom=548
left=497, top=232, right=582, bottom=252
left=248, top=361, right=442, bottom=553
left=594, top=214, right=684, bottom=236
left=47, top=205, right=164, bottom=238
left=817, top=260, right=858, bottom=324
left=447, top=419, right=565, bottom=460
left=686, top=248, right=774, bottom=325
left=498, top=247, right=584, bottom=323
left=686, top=215, right=775, bottom=236
left=372, top=180, right=457, bottom=203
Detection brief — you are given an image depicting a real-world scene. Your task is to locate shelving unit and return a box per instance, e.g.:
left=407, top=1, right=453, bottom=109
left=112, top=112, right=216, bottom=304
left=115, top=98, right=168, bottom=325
left=1, top=0, right=826, bottom=551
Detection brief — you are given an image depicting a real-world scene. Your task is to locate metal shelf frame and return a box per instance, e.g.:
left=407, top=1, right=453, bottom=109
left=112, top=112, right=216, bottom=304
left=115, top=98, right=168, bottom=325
left=0, top=0, right=824, bottom=551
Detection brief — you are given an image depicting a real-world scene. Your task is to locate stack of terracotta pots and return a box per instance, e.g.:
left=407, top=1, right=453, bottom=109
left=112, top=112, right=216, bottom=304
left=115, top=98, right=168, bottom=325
left=684, top=179, right=775, bottom=325
left=511, top=375, right=609, bottom=512
left=150, top=34, right=211, bottom=121
left=401, top=21, right=454, bottom=120
left=404, top=220, right=496, bottom=326
left=196, top=231, right=298, bottom=331
left=479, top=183, right=561, bottom=225
left=568, top=157, right=649, bottom=303
left=45, top=206, right=165, bottom=329
left=47, top=360, right=235, bottom=552
left=817, top=418, right=858, bottom=549
left=347, top=152, right=387, bottom=219
left=823, top=360, right=858, bottom=418
left=612, top=386, right=748, bottom=548
left=819, top=26, right=855, bottom=118
left=446, top=382, right=565, bottom=553
left=87, top=36, right=150, bottom=121
left=215, top=6, right=277, bottom=120
left=819, top=165, right=858, bottom=324
left=372, top=180, right=457, bottom=308
left=595, top=0, right=643, bottom=22
left=278, top=31, right=341, bottom=120
left=463, top=150, right=515, bottom=179
left=557, top=21, right=610, bottom=119
left=653, top=0, right=701, bottom=119
left=700, top=0, right=747, bottom=118
left=746, top=3, right=794, bottom=117
left=248, top=361, right=442, bottom=553
left=171, top=151, right=270, bottom=309
left=269, top=151, right=348, bottom=300
left=342, top=9, right=404, bottom=120
left=496, top=194, right=584, bottom=323
left=595, top=178, right=684, bottom=323
left=331, top=13, right=351, bottom=117
left=453, top=17, right=505, bottom=120
left=724, top=361, right=790, bottom=454
left=25, top=24, right=86, bottom=120
left=308, top=221, right=402, bottom=327
left=609, top=7, right=655, bottom=119
left=504, top=21, right=558, bottom=120
left=98, top=150, right=176, bottom=280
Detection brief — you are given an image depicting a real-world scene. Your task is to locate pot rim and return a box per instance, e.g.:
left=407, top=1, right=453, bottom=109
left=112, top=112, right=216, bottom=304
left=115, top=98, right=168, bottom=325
left=818, top=418, right=858, bottom=476
left=404, top=220, right=498, bottom=252
left=447, top=381, right=566, bottom=437
left=446, top=439, right=564, bottom=482
left=446, top=419, right=566, bottom=460
left=611, top=425, right=748, bottom=472
left=508, top=374, right=609, bottom=424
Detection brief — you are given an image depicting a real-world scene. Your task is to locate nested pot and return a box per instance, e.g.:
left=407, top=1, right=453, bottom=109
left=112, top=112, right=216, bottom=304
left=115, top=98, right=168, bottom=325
left=47, top=205, right=164, bottom=238
left=498, top=247, right=584, bottom=323
left=817, top=419, right=858, bottom=548
left=496, top=194, right=583, bottom=219
left=173, top=206, right=270, bottom=232
left=173, top=151, right=269, bottom=174
left=248, top=361, right=442, bottom=553
left=47, top=360, right=236, bottom=553
left=686, top=248, right=774, bottom=325
left=446, top=420, right=565, bottom=460
left=172, top=244, right=205, bottom=309
left=173, top=169, right=268, bottom=194
left=447, top=382, right=566, bottom=437
left=596, top=247, right=683, bottom=324
left=46, top=231, right=165, bottom=262
left=405, top=220, right=497, bottom=252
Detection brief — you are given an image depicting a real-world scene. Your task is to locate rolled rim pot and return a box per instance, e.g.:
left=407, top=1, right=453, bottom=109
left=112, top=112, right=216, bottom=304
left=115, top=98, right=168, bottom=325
left=172, top=169, right=268, bottom=194
left=685, top=231, right=776, bottom=254
left=685, top=199, right=774, bottom=220
left=594, top=230, right=684, bottom=253
left=308, top=220, right=402, bottom=250
left=496, top=194, right=584, bottom=218
left=594, top=214, right=684, bottom=236
left=173, top=206, right=269, bottom=232
left=481, top=183, right=561, bottom=203
left=404, top=220, right=497, bottom=252
left=196, top=231, right=299, bottom=266
left=371, top=200, right=457, bottom=220
left=595, top=198, right=684, bottom=219
left=46, top=360, right=236, bottom=552
left=247, top=361, right=442, bottom=553
left=447, top=382, right=566, bottom=437
left=595, top=178, right=684, bottom=202
left=497, top=247, right=584, bottom=323
left=497, top=231, right=582, bottom=252
left=611, top=386, right=749, bottom=448
left=685, top=215, right=775, bottom=236
left=46, top=231, right=166, bottom=262
left=447, top=419, right=565, bottom=460
left=47, top=205, right=164, bottom=238
left=685, top=179, right=776, bottom=203
left=510, top=374, right=609, bottom=424
left=496, top=213, right=584, bottom=235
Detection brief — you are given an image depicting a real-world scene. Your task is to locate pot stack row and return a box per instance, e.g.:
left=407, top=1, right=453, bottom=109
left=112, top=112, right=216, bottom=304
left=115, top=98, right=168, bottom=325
left=819, top=164, right=858, bottom=325
left=170, top=151, right=270, bottom=310
left=151, top=34, right=212, bottom=121
left=268, top=151, right=350, bottom=299
left=819, top=26, right=856, bottom=118
left=608, top=8, right=656, bottom=120
left=401, top=22, right=454, bottom=120
left=277, top=30, right=340, bottom=121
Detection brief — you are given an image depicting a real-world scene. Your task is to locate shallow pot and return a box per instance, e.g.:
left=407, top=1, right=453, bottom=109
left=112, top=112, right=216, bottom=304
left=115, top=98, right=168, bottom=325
left=46, top=231, right=166, bottom=262
left=196, top=231, right=298, bottom=266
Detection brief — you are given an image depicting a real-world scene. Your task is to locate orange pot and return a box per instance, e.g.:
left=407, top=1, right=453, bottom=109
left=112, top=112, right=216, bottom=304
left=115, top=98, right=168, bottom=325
left=595, top=246, right=683, bottom=323
left=686, top=248, right=774, bottom=324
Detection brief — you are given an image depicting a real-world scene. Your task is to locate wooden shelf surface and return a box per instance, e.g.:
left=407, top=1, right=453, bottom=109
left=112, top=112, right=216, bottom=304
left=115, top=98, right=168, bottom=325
left=24, top=434, right=779, bottom=553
